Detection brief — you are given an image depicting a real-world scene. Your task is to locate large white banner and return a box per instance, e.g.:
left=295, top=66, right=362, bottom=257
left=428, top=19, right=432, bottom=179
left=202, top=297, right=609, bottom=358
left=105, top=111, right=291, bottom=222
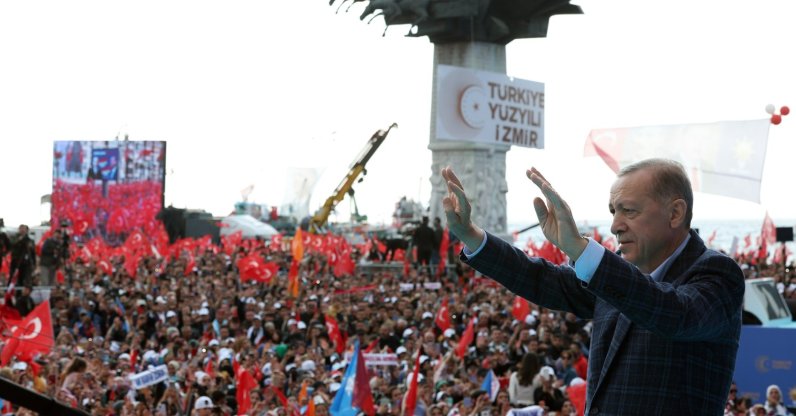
left=584, top=119, right=771, bottom=203
left=436, top=65, right=544, bottom=149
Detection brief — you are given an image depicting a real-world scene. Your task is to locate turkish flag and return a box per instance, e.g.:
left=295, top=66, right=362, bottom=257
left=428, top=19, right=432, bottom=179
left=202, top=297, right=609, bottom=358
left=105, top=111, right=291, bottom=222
left=352, top=344, right=376, bottom=416
left=238, top=254, right=276, bottom=283
left=271, top=233, right=284, bottom=251
left=456, top=317, right=475, bottom=359
left=310, top=235, right=325, bottom=253
left=364, top=338, right=380, bottom=353
left=236, top=367, right=258, bottom=416
left=438, top=228, right=450, bottom=276
left=761, top=211, right=777, bottom=245
left=333, top=246, right=355, bottom=278
left=1, top=301, right=55, bottom=362
left=403, top=347, right=423, bottom=416
left=325, top=315, right=345, bottom=355
left=183, top=252, right=195, bottom=277
left=130, top=349, right=138, bottom=370
left=511, top=296, right=530, bottom=322
left=97, top=260, right=112, bottom=276
left=222, top=231, right=244, bottom=255
left=271, top=386, right=300, bottom=416
left=435, top=298, right=451, bottom=332
left=706, top=230, right=717, bottom=247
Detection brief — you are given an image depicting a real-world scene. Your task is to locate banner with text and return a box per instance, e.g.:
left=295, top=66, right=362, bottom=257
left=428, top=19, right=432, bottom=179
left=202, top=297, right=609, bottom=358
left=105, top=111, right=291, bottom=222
left=436, top=65, right=544, bottom=149
left=343, top=353, right=399, bottom=367
left=129, top=365, right=169, bottom=390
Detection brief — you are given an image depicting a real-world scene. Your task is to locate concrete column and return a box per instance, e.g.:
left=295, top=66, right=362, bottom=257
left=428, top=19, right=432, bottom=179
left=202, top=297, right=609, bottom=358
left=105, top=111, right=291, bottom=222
left=428, top=42, right=510, bottom=241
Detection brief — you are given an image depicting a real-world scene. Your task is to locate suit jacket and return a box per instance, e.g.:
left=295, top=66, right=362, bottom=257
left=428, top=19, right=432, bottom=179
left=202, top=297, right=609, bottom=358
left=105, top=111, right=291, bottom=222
left=463, top=230, right=744, bottom=415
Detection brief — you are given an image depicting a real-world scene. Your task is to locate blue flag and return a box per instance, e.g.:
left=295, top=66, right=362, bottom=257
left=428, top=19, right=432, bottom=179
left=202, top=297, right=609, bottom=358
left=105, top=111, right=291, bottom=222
left=330, top=341, right=360, bottom=416
left=481, top=369, right=500, bottom=402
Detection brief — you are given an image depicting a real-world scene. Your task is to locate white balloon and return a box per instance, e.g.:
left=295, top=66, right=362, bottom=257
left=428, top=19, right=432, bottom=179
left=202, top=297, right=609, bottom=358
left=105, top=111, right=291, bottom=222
left=765, top=104, right=776, bottom=114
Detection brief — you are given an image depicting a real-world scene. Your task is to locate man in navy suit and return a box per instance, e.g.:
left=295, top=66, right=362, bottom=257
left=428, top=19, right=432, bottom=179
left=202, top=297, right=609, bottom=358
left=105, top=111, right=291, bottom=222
left=441, top=159, right=744, bottom=415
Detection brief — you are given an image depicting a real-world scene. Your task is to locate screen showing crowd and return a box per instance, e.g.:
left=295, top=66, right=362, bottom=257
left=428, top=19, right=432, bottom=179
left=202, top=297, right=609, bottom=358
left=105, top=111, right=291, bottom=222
left=51, top=140, right=166, bottom=243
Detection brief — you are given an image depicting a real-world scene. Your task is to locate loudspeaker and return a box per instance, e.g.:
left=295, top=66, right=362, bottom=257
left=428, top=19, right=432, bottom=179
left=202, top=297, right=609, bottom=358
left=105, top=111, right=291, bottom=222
left=776, top=227, right=794, bottom=242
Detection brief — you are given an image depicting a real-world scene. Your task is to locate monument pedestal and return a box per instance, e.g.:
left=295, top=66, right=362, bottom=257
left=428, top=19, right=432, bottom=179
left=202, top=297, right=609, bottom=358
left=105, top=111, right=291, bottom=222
left=428, top=42, right=511, bottom=242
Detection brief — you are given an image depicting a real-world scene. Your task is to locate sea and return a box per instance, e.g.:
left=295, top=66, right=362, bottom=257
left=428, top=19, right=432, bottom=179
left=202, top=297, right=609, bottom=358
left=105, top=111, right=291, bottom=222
left=508, top=219, right=796, bottom=262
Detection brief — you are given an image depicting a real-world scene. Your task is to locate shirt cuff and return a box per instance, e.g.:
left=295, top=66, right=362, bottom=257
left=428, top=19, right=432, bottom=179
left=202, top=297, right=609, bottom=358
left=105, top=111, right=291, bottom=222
left=462, top=232, right=489, bottom=259
left=574, top=238, right=605, bottom=283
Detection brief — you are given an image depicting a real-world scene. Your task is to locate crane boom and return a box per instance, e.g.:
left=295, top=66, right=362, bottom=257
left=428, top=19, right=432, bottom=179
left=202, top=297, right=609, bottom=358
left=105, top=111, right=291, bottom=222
left=309, top=123, right=397, bottom=232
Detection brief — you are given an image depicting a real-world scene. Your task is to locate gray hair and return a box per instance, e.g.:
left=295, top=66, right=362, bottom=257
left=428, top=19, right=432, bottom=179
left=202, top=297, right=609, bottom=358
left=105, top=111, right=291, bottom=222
left=618, top=158, right=693, bottom=227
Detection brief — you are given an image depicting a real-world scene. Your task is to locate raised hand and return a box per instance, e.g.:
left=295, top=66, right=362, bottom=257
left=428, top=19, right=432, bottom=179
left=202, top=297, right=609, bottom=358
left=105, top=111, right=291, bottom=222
left=527, top=167, right=588, bottom=261
left=441, top=167, right=485, bottom=251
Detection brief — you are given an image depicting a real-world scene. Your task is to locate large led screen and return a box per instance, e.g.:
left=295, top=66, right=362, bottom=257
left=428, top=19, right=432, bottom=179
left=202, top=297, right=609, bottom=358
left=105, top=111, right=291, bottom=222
left=52, top=141, right=166, bottom=242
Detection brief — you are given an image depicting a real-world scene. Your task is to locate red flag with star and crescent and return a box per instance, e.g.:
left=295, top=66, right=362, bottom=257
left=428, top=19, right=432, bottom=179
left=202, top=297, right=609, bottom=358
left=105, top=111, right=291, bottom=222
left=435, top=298, right=451, bottom=332
left=511, top=296, right=531, bottom=322
left=324, top=314, right=345, bottom=355
left=0, top=301, right=55, bottom=365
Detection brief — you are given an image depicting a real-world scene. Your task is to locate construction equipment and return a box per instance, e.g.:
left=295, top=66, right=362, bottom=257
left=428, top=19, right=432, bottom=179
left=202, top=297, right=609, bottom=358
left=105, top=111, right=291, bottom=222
left=308, top=123, right=397, bottom=233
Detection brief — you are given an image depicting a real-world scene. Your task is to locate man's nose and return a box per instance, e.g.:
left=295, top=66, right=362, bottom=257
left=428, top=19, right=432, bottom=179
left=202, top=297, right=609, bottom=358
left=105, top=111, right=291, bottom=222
left=610, top=214, right=626, bottom=236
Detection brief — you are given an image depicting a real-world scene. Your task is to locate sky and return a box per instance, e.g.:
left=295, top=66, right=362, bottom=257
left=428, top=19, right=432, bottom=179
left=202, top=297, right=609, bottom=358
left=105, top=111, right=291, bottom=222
left=1, top=0, right=795, bottom=230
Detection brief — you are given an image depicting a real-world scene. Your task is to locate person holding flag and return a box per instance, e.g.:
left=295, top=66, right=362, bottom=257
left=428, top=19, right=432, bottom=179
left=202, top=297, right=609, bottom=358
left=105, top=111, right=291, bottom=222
left=329, top=340, right=375, bottom=416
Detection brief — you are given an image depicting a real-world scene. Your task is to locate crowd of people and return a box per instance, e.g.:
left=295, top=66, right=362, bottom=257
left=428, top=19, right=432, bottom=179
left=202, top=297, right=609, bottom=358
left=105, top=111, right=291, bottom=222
left=0, top=218, right=794, bottom=416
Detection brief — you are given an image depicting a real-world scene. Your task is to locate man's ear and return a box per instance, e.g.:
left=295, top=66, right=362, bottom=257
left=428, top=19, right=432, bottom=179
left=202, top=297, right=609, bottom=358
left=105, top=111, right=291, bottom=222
left=669, top=199, right=687, bottom=228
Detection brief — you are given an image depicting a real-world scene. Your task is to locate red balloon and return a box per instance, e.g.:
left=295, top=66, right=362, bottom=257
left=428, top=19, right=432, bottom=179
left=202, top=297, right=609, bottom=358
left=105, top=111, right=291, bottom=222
left=781, top=106, right=790, bottom=116
left=771, top=114, right=782, bottom=125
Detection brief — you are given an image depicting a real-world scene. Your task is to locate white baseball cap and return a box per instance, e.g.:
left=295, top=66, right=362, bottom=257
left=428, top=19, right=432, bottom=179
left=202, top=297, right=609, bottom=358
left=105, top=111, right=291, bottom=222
left=422, top=312, right=433, bottom=319
left=300, top=359, right=316, bottom=372
left=195, top=396, right=214, bottom=409
left=443, top=328, right=456, bottom=338
left=539, top=366, right=555, bottom=380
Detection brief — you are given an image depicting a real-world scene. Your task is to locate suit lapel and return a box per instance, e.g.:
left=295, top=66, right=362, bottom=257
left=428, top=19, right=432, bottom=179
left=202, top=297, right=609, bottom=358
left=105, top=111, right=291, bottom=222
left=661, top=229, right=705, bottom=284
left=594, top=311, right=632, bottom=394
left=589, top=230, right=705, bottom=401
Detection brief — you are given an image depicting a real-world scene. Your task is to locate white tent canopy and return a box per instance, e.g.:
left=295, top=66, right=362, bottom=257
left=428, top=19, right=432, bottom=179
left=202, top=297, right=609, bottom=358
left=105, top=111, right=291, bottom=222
left=219, top=215, right=278, bottom=239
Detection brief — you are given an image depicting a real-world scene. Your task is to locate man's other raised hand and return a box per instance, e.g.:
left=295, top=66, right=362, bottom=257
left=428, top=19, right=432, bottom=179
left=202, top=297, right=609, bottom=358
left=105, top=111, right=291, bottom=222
left=441, top=167, right=485, bottom=251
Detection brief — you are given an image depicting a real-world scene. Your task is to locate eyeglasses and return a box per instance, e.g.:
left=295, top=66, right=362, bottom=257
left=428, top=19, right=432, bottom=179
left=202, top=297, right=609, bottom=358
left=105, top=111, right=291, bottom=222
left=730, top=389, right=737, bottom=393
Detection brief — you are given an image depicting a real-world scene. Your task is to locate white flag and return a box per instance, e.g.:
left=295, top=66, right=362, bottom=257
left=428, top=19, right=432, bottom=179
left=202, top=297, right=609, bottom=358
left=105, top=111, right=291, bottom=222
left=585, top=119, right=770, bottom=203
